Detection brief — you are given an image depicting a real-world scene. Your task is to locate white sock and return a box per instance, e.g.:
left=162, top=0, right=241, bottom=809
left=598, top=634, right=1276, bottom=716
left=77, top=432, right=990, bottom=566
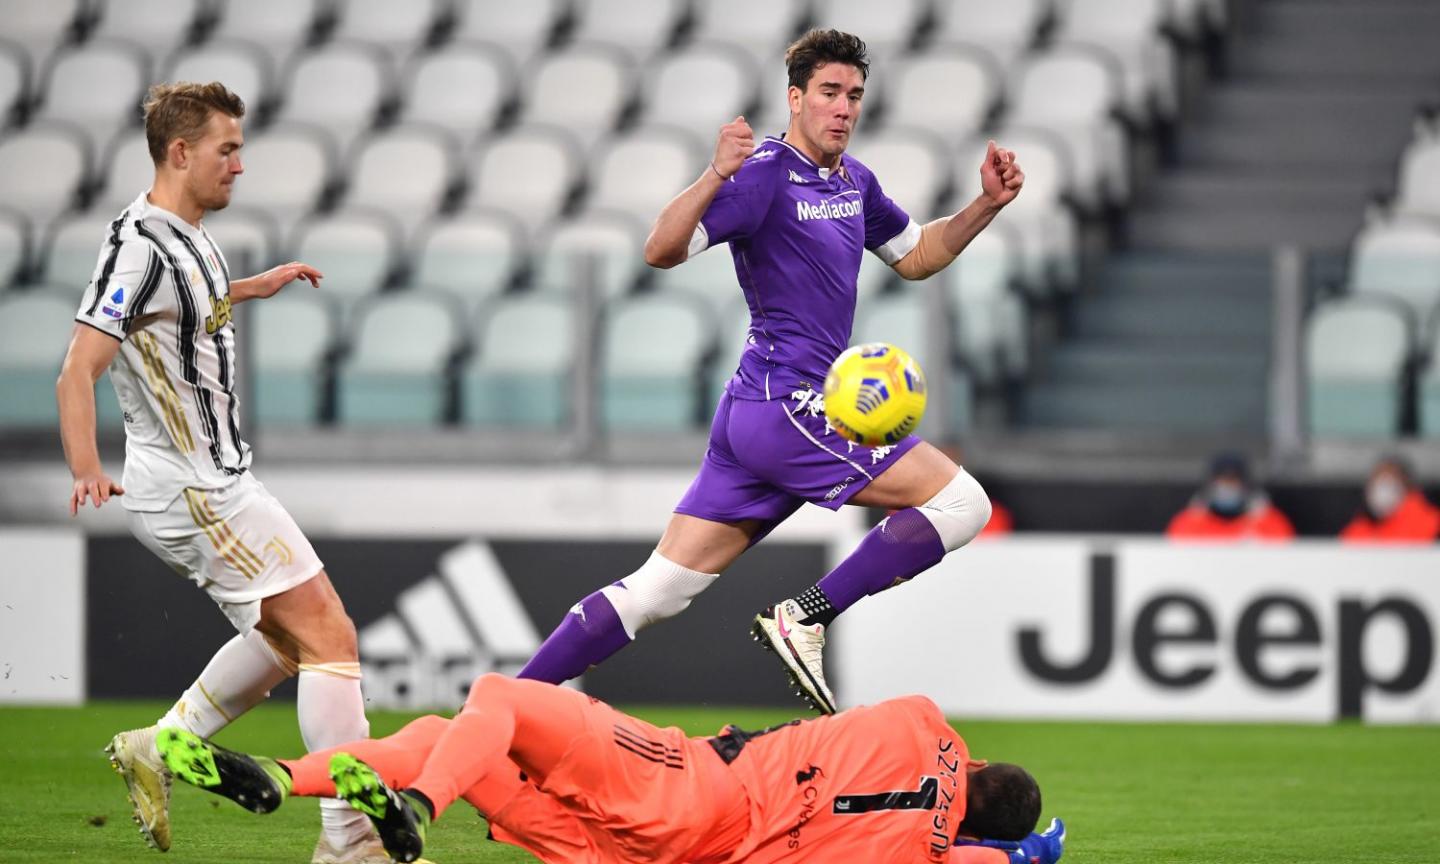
left=156, top=631, right=293, bottom=738
left=299, top=662, right=373, bottom=850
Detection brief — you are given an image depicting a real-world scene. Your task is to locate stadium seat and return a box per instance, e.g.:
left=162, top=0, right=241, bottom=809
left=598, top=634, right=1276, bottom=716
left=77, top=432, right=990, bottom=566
left=568, top=0, right=689, bottom=59
left=846, top=129, right=950, bottom=220
left=398, top=45, right=513, bottom=147
left=0, top=292, right=75, bottom=425
left=945, top=222, right=1028, bottom=382
left=34, top=41, right=149, bottom=150
left=464, top=126, right=582, bottom=233
left=640, top=47, right=756, bottom=139
left=817, top=0, right=928, bottom=67
left=6, top=0, right=84, bottom=74
left=202, top=208, right=279, bottom=273
left=39, top=213, right=110, bottom=293
left=410, top=213, right=522, bottom=313
left=581, top=127, right=703, bottom=222
left=687, top=0, right=807, bottom=68
left=0, top=43, right=28, bottom=128
left=91, top=131, right=153, bottom=214
left=601, top=293, right=712, bottom=431
left=884, top=48, right=1001, bottom=143
left=931, top=0, right=1050, bottom=71
left=89, top=0, right=203, bottom=55
left=274, top=44, right=391, bottom=154
left=857, top=251, right=897, bottom=303
left=1000, top=47, right=1129, bottom=209
left=652, top=244, right=741, bottom=319
left=951, top=130, right=1080, bottom=291
left=462, top=294, right=575, bottom=428
left=448, top=0, right=566, bottom=71
left=854, top=293, right=972, bottom=432
left=518, top=46, right=633, bottom=147
left=290, top=212, right=400, bottom=310
left=0, top=123, right=90, bottom=222
left=708, top=298, right=752, bottom=403
left=249, top=290, right=335, bottom=425
left=533, top=213, right=647, bottom=299
left=0, top=211, right=28, bottom=287
left=226, top=125, right=334, bottom=222
left=1393, top=135, right=1440, bottom=222
left=1420, top=324, right=1440, bottom=438
left=343, top=127, right=456, bottom=223
left=1053, top=0, right=1179, bottom=120
left=1347, top=220, right=1440, bottom=327
left=337, top=292, right=460, bottom=425
left=163, top=42, right=272, bottom=116
left=209, top=0, right=323, bottom=66
left=328, top=0, right=442, bottom=60
left=1305, top=298, right=1410, bottom=438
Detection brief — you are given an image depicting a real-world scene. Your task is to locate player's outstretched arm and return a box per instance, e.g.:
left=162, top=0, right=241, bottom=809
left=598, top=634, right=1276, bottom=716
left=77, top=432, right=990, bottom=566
left=57, top=324, right=125, bottom=515
left=893, top=140, right=1025, bottom=281
left=644, top=116, right=754, bottom=269
left=230, top=261, right=323, bottom=304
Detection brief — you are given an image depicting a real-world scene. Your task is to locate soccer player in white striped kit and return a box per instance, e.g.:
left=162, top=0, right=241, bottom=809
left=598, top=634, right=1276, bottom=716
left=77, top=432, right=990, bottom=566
left=56, top=82, right=389, bottom=864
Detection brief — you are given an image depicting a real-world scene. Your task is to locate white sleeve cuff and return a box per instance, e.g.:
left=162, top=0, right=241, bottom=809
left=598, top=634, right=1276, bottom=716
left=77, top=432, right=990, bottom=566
left=686, top=223, right=710, bottom=259
left=872, top=219, right=922, bottom=266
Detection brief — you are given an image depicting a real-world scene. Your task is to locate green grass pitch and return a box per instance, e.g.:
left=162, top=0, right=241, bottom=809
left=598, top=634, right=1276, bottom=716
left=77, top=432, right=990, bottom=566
left=1, top=702, right=1436, bottom=863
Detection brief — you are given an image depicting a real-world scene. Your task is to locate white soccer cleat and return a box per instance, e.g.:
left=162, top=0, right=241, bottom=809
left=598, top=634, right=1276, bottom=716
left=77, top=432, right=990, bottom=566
left=311, top=833, right=402, bottom=864
left=106, top=726, right=173, bottom=852
left=752, top=599, right=838, bottom=715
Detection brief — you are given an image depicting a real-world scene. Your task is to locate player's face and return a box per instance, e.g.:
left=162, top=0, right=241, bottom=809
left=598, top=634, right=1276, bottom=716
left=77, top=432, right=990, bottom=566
left=184, top=112, right=245, bottom=213
left=790, top=63, right=865, bottom=162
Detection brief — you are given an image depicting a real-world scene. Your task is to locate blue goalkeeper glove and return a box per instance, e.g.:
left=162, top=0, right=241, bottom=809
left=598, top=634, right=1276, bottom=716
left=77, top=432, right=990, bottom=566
left=956, top=817, right=1066, bottom=864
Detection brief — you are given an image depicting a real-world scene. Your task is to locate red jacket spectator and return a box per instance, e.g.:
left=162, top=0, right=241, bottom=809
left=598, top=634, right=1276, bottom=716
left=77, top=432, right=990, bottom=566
left=1340, top=457, right=1440, bottom=543
left=1167, top=452, right=1294, bottom=541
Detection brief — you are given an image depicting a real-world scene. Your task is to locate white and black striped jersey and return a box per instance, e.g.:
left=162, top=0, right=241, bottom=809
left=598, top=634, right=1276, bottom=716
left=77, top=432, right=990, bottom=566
left=75, top=192, right=252, bottom=511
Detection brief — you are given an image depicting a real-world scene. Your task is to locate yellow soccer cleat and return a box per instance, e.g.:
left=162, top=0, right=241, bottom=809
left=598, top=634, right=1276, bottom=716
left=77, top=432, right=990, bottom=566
left=106, top=726, right=173, bottom=852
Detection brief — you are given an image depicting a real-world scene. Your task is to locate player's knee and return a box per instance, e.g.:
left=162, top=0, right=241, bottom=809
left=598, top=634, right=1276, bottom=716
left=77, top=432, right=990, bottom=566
left=600, top=551, right=720, bottom=637
left=919, top=468, right=991, bottom=552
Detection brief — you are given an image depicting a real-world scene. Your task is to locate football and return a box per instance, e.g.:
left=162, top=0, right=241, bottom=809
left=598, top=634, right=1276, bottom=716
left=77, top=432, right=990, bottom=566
left=823, top=343, right=928, bottom=447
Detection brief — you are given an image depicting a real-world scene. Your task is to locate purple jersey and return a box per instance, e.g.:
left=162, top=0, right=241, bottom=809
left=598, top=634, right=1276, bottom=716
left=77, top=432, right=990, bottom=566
left=694, top=136, right=921, bottom=401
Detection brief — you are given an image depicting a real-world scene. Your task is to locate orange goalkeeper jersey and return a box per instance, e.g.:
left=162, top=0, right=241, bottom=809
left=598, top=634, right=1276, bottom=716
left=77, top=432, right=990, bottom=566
left=713, top=695, right=976, bottom=863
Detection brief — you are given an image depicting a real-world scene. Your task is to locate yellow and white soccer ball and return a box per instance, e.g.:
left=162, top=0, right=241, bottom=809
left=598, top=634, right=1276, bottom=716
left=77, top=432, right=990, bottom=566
left=823, top=343, right=927, bottom=447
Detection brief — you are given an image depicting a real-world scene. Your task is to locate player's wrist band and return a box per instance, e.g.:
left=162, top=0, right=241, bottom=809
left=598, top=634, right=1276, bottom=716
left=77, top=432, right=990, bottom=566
left=710, top=162, right=730, bottom=181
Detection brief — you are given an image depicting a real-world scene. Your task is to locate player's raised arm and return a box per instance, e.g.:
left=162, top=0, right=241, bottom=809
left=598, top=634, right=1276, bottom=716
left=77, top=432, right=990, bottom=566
left=57, top=323, right=125, bottom=514
left=230, top=261, right=323, bottom=304
left=643, top=116, right=754, bottom=269
left=892, top=140, right=1025, bottom=281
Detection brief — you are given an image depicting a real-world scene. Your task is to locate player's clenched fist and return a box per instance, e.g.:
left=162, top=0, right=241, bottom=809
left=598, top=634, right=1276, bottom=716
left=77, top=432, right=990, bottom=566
left=979, top=139, right=1024, bottom=209
left=711, top=116, right=755, bottom=180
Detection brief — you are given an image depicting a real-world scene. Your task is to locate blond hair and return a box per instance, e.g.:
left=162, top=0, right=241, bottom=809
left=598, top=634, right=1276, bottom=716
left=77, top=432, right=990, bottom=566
left=142, top=81, right=245, bottom=165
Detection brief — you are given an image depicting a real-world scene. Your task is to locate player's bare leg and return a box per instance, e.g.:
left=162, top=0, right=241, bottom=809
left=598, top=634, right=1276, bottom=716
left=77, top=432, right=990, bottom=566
left=517, top=514, right=762, bottom=683
left=755, top=442, right=991, bottom=713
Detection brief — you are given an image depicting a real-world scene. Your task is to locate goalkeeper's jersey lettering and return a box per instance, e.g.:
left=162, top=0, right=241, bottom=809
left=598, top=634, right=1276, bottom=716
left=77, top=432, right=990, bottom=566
left=75, top=192, right=252, bottom=511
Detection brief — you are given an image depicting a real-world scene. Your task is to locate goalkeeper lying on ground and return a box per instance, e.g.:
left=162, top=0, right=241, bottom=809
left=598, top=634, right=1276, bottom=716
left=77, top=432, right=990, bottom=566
left=158, top=674, right=1065, bottom=863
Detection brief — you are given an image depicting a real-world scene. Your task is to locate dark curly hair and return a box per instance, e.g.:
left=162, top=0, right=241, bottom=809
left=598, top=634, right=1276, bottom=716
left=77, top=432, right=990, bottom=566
left=958, top=763, right=1042, bottom=842
left=784, top=28, right=869, bottom=91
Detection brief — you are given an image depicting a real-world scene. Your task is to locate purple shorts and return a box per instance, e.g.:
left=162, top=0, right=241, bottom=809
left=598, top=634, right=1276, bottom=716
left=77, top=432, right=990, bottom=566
left=674, top=390, right=920, bottom=528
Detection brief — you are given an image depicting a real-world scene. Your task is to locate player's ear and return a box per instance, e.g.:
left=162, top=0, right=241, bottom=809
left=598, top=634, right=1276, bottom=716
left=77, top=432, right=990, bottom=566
left=788, top=84, right=802, bottom=115
left=167, top=137, right=188, bottom=170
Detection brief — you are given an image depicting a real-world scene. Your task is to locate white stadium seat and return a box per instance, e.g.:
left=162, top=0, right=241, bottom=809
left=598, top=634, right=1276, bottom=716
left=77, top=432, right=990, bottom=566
left=463, top=294, right=576, bottom=428
left=0, top=123, right=89, bottom=221
left=274, top=44, right=391, bottom=154
left=641, top=47, right=756, bottom=138
left=847, top=129, right=950, bottom=220
left=337, top=292, right=460, bottom=425
left=1053, top=0, right=1179, bottom=119
left=688, top=0, right=807, bottom=67
left=815, top=0, right=928, bottom=67
left=6, top=0, right=84, bottom=73
left=410, top=213, right=522, bottom=312
left=709, top=297, right=753, bottom=400
left=343, top=127, right=456, bottom=223
left=35, top=41, right=149, bottom=148
left=0, top=212, right=28, bottom=288
left=568, top=0, right=689, bottom=58
left=601, top=293, right=712, bottom=430
left=465, top=126, right=581, bottom=233
left=202, top=208, right=279, bottom=273
left=1422, top=326, right=1440, bottom=438
left=582, top=127, right=703, bottom=222
left=1393, top=135, right=1440, bottom=222
left=163, top=42, right=272, bottom=114
left=40, top=213, right=111, bottom=293
left=518, top=46, right=633, bottom=146
left=210, top=0, right=323, bottom=65
left=226, top=126, right=335, bottom=230
left=250, top=290, right=335, bottom=425
left=449, top=0, right=566, bottom=70
left=0, top=43, right=28, bottom=126
left=89, top=0, right=202, bottom=54
left=534, top=212, right=647, bottom=299
left=93, top=131, right=154, bottom=214
left=329, top=0, right=442, bottom=58
left=945, top=222, right=1028, bottom=382
left=885, top=48, right=1000, bottom=142
left=652, top=244, right=742, bottom=318
left=931, top=0, right=1050, bottom=70
left=291, top=212, right=400, bottom=307
left=0, top=292, right=77, bottom=425
left=1348, top=220, right=1440, bottom=325
left=399, top=45, right=513, bottom=147
left=1306, top=298, right=1410, bottom=438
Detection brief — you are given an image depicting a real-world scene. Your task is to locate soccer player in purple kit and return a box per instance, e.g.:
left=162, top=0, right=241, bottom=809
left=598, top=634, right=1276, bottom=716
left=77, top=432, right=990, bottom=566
left=517, top=29, right=1026, bottom=713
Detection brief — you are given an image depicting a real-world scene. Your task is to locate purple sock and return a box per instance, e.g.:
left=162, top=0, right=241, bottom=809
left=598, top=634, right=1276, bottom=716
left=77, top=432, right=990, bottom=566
left=816, top=508, right=946, bottom=614
left=516, top=589, right=632, bottom=684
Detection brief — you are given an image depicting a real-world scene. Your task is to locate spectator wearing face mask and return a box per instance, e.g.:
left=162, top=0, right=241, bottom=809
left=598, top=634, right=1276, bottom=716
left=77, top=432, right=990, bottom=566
left=1166, top=452, right=1295, bottom=541
left=1340, top=456, right=1440, bottom=543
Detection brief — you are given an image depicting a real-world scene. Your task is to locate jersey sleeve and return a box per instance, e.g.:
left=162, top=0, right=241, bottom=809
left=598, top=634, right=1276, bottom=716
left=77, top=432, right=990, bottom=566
left=75, top=239, right=169, bottom=340
left=693, top=152, right=781, bottom=254
left=862, top=170, right=922, bottom=265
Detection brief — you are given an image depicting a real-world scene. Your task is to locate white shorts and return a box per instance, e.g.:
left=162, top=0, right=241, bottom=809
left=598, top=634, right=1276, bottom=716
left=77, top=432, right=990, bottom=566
left=128, top=472, right=324, bottom=633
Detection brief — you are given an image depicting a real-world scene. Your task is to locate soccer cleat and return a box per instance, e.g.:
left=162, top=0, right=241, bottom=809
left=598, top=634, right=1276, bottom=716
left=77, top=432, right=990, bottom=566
left=155, top=727, right=289, bottom=814
left=329, top=753, right=430, bottom=864
left=752, top=599, right=838, bottom=715
left=105, top=726, right=173, bottom=852
left=1016, top=817, right=1066, bottom=864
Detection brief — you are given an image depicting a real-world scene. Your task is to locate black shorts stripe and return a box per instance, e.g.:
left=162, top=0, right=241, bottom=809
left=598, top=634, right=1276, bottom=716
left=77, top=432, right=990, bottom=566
left=613, top=738, right=685, bottom=769
left=613, top=726, right=683, bottom=758
left=84, top=209, right=131, bottom=315
left=120, top=248, right=163, bottom=334
left=171, top=227, right=243, bottom=470
left=135, top=221, right=233, bottom=475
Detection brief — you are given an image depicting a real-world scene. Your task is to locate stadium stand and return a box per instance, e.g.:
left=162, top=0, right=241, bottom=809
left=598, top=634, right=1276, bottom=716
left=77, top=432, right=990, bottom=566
left=0, top=43, right=28, bottom=129
left=568, top=0, right=690, bottom=60
left=846, top=129, right=950, bottom=222
left=944, top=224, right=1028, bottom=384
left=0, top=124, right=89, bottom=223
left=163, top=42, right=273, bottom=115
left=410, top=213, right=522, bottom=314
left=462, top=294, right=575, bottom=428
left=1347, top=220, right=1440, bottom=332
left=91, top=131, right=155, bottom=214
left=1421, top=325, right=1440, bottom=438
left=883, top=47, right=1000, bottom=143
left=397, top=44, right=513, bottom=148
left=33, top=40, right=148, bottom=153
left=463, top=125, right=582, bottom=233
left=249, top=291, right=335, bottom=425
left=272, top=43, right=391, bottom=155
left=39, top=213, right=110, bottom=293
left=226, top=125, right=334, bottom=223
left=581, top=127, right=704, bottom=223
left=328, top=0, right=442, bottom=62
left=816, top=0, right=928, bottom=69
left=1392, top=129, right=1440, bottom=223
left=447, top=0, right=567, bottom=71
left=6, top=0, right=85, bottom=75
left=87, top=0, right=203, bottom=56
left=0, top=292, right=77, bottom=425
left=640, top=47, right=756, bottom=138
left=343, top=126, right=457, bottom=225
left=1305, top=298, right=1410, bottom=439
left=0, top=213, right=27, bottom=289
left=1051, top=0, right=1180, bottom=122
left=929, top=0, right=1049, bottom=71
left=207, top=0, right=323, bottom=67
left=336, top=292, right=460, bottom=425
left=600, top=293, right=712, bottom=431
left=517, top=45, right=634, bottom=147
left=291, top=211, right=400, bottom=311
left=532, top=212, right=648, bottom=299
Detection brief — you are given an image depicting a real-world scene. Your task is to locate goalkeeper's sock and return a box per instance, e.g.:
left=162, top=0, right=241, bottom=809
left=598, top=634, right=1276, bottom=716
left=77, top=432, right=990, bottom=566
left=516, top=591, right=631, bottom=683
left=801, top=508, right=945, bottom=625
